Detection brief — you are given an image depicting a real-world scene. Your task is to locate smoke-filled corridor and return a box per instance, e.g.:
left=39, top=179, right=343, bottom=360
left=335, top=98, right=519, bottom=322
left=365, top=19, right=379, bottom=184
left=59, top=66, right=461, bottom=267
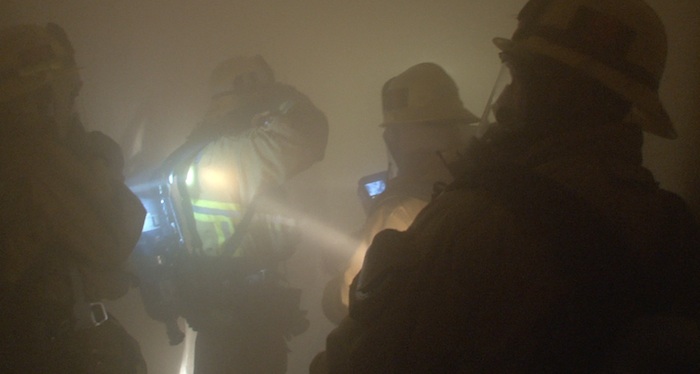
left=2, top=0, right=699, bottom=373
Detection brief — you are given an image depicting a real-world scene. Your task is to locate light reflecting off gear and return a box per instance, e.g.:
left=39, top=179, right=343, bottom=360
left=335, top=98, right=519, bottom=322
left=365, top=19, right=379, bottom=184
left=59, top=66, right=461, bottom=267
left=125, top=179, right=165, bottom=233
left=185, top=165, right=196, bottom=186
left=199, top=166, right=233, bottom=190
left=476, top=62, right=513, bottom=139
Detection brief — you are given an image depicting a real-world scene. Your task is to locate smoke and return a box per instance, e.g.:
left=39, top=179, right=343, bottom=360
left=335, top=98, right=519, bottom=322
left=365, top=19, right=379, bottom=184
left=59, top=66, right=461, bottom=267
left=4, top=0, right=699, bottom=372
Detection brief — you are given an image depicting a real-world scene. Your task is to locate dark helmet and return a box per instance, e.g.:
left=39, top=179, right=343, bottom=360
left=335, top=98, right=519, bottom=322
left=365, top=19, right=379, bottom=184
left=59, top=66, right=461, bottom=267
left=493, top=0, right=674, bottom=138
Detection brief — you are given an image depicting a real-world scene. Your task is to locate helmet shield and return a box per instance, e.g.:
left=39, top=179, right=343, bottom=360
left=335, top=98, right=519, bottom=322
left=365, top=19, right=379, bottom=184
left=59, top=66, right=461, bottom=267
left=476, top=62, right=513, bottom=139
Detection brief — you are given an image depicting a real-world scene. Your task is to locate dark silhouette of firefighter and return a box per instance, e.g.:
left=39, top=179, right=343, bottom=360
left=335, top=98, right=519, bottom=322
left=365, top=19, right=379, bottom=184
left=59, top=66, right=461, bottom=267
left=312, top=0, right=700, bottom=372
left=0, top=23, right=147, bottom=373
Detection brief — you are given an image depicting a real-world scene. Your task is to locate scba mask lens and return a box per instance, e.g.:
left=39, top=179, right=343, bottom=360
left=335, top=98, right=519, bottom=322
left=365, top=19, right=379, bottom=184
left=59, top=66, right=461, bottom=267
left=476, top=58, right=513, bottom=139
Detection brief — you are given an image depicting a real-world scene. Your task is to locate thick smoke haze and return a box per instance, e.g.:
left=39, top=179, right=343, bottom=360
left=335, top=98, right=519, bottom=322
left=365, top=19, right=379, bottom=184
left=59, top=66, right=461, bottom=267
left=2, top=1, right=698, bottom=373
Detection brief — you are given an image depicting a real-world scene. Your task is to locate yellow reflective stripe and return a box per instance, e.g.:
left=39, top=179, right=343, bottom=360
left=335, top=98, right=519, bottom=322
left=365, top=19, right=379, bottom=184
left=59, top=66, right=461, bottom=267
left=193, top=212, right=235, bottom=246
left=189, top=198, right=245, bottom=252
left=191, top=199, right=240, bottom=211
left=192, top=212, right=232, bottom=222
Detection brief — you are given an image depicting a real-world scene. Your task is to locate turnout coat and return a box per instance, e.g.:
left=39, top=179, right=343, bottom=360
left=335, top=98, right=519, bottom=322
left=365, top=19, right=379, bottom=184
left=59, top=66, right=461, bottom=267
left=315, top=124, right=700, bottom=373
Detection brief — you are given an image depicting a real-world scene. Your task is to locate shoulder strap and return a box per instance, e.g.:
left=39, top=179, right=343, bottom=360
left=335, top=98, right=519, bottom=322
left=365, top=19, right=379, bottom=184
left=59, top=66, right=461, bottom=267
left=219, top=191, right=260, bottom=256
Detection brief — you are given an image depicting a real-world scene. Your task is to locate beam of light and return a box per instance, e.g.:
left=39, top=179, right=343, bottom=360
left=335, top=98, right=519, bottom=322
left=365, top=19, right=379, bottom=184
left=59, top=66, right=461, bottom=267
left=179, top=324, right=197, bottom=374
left=126, top=177, right=360, bottom=258
left=165, top=193, right=358, bottom=372
left=253, top=194, right=359, bottom=257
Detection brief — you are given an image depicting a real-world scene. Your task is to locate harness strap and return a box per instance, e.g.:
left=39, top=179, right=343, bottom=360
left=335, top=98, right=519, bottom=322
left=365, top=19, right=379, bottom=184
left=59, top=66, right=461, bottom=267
left=220, top=191, right=259, bottom=256
left=69, top=264, right=108, bottom=330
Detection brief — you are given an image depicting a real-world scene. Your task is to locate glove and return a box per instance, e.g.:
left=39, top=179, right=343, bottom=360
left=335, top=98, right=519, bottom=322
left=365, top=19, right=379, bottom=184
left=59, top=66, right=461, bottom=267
left=225, top=83, right=300, bottom=124
left=190, top=83, right=301, bottom=140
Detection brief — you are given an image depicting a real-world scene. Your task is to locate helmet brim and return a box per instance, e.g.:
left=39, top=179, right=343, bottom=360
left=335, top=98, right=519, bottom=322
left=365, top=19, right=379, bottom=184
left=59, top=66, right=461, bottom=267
left=380, top=108, right=480, bottom=127
left=492, top=37, right=676, bottom=139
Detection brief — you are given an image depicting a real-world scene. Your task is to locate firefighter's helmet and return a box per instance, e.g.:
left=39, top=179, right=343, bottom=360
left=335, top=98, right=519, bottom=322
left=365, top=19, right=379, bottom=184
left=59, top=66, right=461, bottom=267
left=380, top=62, right=479, bottom=127
left=208, top=55, right=275, bottom=99
left=0, top=23, right=77, bottom=104
left=493, top=0, right=674, bottom=138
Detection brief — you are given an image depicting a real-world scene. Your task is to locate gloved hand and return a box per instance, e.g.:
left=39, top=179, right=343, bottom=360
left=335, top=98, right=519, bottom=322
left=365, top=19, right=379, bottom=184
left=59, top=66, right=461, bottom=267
left=190, top=83, right=301, bottom=140
left=226, top=83, right=300, bottom=124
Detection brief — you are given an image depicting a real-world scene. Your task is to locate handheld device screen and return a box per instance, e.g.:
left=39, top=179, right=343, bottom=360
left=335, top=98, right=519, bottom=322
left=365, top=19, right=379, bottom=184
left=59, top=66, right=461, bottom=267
left=364, top=178, right=386, bottom=198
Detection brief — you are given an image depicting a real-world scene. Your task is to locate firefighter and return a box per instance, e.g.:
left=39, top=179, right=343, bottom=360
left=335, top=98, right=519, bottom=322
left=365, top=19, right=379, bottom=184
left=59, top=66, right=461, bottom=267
left=322, top=63, right=478, bottom=324
left=0, top=24, right=147, bottom=373
left=160, top=55, right=328, bottom=374
left=312, top=0, right=700, bottom=372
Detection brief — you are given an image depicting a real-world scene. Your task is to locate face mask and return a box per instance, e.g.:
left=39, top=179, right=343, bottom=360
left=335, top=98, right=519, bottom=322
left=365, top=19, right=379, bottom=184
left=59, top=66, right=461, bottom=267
left=476, top=60, right=514, bottom=140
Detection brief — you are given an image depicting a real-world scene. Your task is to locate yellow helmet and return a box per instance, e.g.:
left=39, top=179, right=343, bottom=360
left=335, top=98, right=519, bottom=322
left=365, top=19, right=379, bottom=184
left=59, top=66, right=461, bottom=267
left=493, top=0, right=674, bottom=138
left=0, top=23, right=77, bottom=104
left=207, top=55, right=275, bottom=99
left=380, top=62, right=479, bottom=127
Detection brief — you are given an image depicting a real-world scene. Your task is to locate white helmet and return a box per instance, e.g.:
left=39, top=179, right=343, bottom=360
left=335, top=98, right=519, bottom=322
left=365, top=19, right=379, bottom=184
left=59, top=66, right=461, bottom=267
left=493, top=0, right=674, bottom=138
left=0, top=23, right=77, bottom=104
left=380, top=62, right=479, bottom=127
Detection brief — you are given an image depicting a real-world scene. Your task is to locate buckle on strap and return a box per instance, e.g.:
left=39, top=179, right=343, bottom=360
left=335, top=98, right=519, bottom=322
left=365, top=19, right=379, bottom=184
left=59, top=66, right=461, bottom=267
left=69, top=265, right=109, bottom=330
left=73, top=301, right=109, bottom=330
